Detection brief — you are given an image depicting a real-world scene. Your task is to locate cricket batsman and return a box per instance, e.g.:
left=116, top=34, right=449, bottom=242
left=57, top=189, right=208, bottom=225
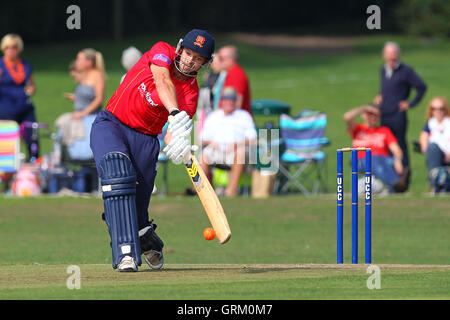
left=90, top=29, right=215, bottom=272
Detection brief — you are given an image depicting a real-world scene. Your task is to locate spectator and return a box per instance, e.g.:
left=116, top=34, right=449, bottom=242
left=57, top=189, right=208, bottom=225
left=0, top=33, right=38, bottom=160
left=419, top=96, right=450, bottom=192
left=72, top=48, right=105, bottom=119
left=68, top=60, right=81, bottom=82
left=63, top=61, right=82, bottom=101
left=196, top=53, right=223, bottom=142
left=211, top=53, right=228, bottom=111
left=373, top=41, right=427, bottom=189
left=344, top=104, right=408, bottom=193
left=216, top=46, right=252, bottom=115
left=59, top=49, right=105, bottom=160
left=120, top=46, right=142, bottom=84
left=200, top=87, right=257, bottom=197
left=198, top=53, right=223, bottom=114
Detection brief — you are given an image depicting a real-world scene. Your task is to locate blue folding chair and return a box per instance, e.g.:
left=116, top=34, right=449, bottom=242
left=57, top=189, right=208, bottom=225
left=274, top=110, right=329, bottom=195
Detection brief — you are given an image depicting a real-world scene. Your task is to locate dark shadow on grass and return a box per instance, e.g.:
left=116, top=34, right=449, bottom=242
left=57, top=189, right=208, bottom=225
left=138, top=264, right=367, bottom=273
left=139, top=266, right=301, bottom=273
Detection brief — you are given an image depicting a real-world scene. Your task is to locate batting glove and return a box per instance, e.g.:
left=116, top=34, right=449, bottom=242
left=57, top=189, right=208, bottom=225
left=163, top=134, right=197, bottom=165
left=168, top=110, right=193, bottom=138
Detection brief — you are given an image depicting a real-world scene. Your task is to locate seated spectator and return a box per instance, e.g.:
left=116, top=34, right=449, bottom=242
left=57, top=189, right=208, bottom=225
left=200, top=87, right=257, bottom=197
left=344, top=104, right=408, bottom=193
left=120, top=46, right=142, bottom=84
left=216, top=46, right=252, bottom=115
left=72, top=48, right=105, bottom=119
left=59, top=48, right=105, bottom=160
left=419, top=96, right=450, bottom=192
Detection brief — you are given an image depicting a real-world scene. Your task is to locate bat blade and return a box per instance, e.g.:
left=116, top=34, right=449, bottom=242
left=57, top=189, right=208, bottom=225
left=185, top=155, right=231, bottom=244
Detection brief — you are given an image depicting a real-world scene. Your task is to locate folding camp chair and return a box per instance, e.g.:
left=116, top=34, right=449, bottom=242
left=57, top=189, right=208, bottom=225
left=0, top=120, right=21, bottom=191
left=51, top=114, right=96, bottom=193
left=274, top=110, right=329, bottom=195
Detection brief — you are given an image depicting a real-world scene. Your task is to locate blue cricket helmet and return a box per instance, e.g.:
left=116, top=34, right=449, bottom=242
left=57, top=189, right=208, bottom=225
left=180, top=29, right=215, bottom=60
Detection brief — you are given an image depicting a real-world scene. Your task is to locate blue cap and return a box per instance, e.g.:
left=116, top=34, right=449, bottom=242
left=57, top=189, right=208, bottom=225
left=221, top=87, right=237, bottom=100
left=181, top=29, right=215, bottom=60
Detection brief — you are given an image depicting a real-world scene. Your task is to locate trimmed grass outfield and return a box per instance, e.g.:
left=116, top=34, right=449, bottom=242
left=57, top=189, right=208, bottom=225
left=1, top=34, right=449, bottom=299
left=0, top=195, right=449, bottom=299
left=1, top=264, right=449, bottom=299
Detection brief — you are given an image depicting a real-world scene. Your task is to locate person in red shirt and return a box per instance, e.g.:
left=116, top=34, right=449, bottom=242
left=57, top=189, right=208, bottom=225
left=90, top=29, right=215, bottom=272
left=217, top=46, right=252, bottom=115
left=344, top=104, right=408, bottom=193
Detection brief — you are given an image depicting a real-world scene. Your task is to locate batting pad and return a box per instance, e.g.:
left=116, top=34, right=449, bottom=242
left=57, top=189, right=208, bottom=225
left=99, top=152, right=142, bottom=268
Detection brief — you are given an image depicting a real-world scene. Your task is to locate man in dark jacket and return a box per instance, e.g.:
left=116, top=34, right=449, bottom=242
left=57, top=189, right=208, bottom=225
left=373, top=41, right=427, bottom=189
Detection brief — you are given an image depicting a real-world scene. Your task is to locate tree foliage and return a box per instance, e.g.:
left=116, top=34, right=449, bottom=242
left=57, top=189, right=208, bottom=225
left=394, top=0, right=450, bottom=38
left=0, top=0, right=415, bottom=44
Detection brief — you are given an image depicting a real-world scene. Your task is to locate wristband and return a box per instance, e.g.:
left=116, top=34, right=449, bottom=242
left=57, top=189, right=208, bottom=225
left=169, top=108, right=180, bottom=116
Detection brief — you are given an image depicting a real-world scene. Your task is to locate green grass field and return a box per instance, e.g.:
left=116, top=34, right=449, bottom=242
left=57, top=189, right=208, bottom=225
left=1, top=34, right=449, bottom=300
left=0, top=195, right=449, bottom=299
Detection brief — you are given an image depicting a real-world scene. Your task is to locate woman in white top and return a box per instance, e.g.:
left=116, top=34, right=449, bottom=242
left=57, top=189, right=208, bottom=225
left=419, top=96, right=450, bottom=189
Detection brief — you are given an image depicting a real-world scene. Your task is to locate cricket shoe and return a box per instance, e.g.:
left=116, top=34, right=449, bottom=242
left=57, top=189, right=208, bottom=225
left=118, top=255, right=138, bottom=272
left=139, top=220, right=164, bottom=270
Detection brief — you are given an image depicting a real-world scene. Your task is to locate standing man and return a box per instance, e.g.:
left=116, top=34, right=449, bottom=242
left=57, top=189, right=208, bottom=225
left=373, top=41, right=427, bottom=188
left=217, top=46, right=252, bottom=115
left=90, top=29, right=215, bottom=272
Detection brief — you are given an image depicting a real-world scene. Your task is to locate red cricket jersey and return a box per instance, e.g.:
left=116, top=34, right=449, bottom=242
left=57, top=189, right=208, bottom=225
left=350, top=123, right=398, bottom=159
left=222, top=63, right=252, bottom=115
left=106, top=41, right=199, bottom=135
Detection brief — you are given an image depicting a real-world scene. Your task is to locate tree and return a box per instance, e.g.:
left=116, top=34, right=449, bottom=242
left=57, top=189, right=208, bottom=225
left=394, top=0, right=450, bottom=38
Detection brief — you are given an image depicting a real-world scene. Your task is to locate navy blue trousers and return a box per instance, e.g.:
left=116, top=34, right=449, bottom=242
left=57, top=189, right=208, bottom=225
left=381, top=112, right=409, bottom=168
left=90, top=110, right=160, bottom=229
left=358, top=156, right=399, bottom=193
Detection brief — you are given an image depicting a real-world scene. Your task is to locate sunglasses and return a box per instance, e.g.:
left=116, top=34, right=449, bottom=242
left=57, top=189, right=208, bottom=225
left=5, top=45, right=19, bottom=50
left=431, top=105, right=445, bottom=111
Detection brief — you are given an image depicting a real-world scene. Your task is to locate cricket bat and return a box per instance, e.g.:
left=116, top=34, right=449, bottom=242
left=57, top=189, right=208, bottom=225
left=166, top=115, right=231, bottom=244
left=184, top=154, right=232, bottom=244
